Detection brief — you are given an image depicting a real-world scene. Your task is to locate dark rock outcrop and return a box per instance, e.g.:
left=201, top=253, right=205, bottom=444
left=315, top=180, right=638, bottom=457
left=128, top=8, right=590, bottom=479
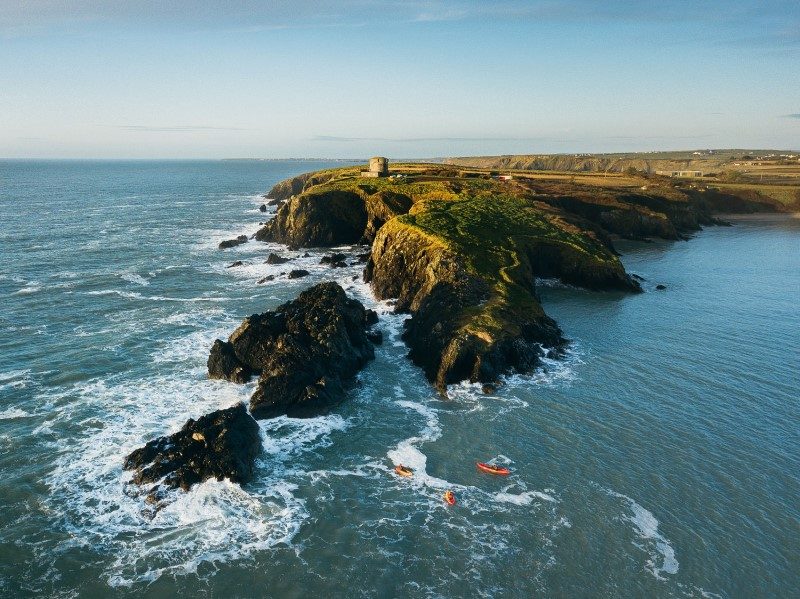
left=208, top=339, right=251, bottom=383
left=259, top=204, right=267, bottom=212
left=207, top=282, right=377, bottom=418
left=266, top=253, right=289, bottom=265
left=287, top=269, right=309, bottom=279
left=321, top=253, right=347, bottom=265
left=255, top=187, right=412, bottom=247
left=124, top=403, right=261, bottom=497
left=219, top=235, right=249, bottom=249
left=227, top=261, right=244, bottom=268
left=256, top=190, right=368, bottom=247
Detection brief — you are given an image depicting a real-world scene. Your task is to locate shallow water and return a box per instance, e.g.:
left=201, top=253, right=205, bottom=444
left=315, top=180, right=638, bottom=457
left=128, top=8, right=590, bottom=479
left=0, top=160, right=798, bottom=598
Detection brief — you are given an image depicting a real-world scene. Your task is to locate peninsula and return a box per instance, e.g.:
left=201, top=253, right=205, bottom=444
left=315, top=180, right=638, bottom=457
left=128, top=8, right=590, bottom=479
left=257, top=160, right=785, bottom=391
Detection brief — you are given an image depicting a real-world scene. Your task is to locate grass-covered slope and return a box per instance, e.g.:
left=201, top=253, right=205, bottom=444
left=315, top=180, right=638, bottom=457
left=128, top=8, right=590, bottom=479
left=366, top=193, right=638, bottom=390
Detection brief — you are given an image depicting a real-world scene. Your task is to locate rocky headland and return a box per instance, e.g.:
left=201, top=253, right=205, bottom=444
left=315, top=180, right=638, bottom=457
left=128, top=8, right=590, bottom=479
left=256, top=162, right=784, bottom=391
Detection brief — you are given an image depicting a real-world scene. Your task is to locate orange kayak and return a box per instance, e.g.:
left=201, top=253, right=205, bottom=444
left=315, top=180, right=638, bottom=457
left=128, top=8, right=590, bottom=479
left=443, top=490, right=456, bottom=505
left=477, top=462, right=510, bottom=475
left=394, top=464, right=413, bottom=478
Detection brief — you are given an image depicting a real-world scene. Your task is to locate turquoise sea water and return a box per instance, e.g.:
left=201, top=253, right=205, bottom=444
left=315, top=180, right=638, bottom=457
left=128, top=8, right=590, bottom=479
left=0, top=160, right=798, bottom=598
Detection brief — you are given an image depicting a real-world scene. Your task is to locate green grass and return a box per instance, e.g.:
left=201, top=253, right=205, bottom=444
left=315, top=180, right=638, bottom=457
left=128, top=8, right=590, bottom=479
left=390, top=194, right=625, bottom=336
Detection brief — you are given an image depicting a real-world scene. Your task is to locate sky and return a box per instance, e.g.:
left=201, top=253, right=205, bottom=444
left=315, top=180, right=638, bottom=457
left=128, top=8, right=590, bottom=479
left=1, top=0, right=799, bottom=158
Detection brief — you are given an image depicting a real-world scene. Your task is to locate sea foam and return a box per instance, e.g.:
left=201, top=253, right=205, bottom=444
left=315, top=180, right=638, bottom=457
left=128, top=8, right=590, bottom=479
left=606, top=488, right=679, bottom=579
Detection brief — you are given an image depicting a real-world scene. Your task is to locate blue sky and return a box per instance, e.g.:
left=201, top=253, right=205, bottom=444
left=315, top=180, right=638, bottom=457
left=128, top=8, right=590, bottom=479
left=1, top=1, right=798, bottom=158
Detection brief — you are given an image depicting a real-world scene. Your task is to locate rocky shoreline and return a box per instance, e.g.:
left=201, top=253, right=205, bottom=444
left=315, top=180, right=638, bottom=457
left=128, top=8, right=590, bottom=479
left=125, top=161, right=784, bottom=504
left=124, top=282, right=377, bottom=505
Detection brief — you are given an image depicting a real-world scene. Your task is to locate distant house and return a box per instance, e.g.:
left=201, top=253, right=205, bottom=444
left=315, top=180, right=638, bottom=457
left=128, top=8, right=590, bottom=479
left=361, top=156, right=389, bottom=178
left=655, top=170, right=705, bottom=178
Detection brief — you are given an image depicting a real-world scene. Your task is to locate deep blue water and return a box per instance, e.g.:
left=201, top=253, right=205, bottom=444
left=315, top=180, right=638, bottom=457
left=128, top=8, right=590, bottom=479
left=0, top=160, right=798, bottom=598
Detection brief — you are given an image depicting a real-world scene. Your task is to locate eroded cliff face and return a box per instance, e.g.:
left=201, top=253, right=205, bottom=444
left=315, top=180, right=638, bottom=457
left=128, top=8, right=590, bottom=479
left=265, top=171, right=339, bottom=202
left=365, top=196, right=639, bottom=391
left=256, top=190, right=368, bottom=247
left=256, top=187, right=413, bottom=247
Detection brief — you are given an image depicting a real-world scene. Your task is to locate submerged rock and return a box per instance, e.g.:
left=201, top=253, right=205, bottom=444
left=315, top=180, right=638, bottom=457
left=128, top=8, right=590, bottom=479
left=123, top=403, right=261, bottom=497
left=656, top=284, right=667, bottom=290
left=207, top=282, right=377, bottom=419
left=227, top=260, right=244, bottom=268
left=219, top=235, right=248, bottom=249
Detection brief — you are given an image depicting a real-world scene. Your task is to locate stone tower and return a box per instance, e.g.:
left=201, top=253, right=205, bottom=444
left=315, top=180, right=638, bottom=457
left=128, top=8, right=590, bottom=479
left=362, top=156, right=389, bottom=178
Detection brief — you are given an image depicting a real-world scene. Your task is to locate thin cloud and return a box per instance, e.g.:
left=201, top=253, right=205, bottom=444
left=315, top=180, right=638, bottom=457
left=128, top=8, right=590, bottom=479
left=116, top=125, right=246, bottom=132
left=313, top=135, right=569, bottom=143
left=313, top=134, right=714, bottom=143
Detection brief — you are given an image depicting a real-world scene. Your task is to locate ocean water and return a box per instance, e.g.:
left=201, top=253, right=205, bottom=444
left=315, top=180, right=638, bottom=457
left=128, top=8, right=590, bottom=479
left=0, top=160, right=797, bottom=598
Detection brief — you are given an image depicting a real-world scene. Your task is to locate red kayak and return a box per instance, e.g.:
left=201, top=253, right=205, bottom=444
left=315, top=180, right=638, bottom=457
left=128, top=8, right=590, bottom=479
left=443, top=490, right=456, bottom=505
left=477, top=462, right=511, bottom=476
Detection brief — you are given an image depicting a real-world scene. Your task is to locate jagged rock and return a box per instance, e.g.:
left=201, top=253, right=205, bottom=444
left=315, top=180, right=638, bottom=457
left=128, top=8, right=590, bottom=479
left=227, top=261, right=244, bottom=268
left=123, top=403, right=261, bottom=496
left=207, top=282, right=376, bottom=419
left=268, top=198, right=284, bottom=206
left=259, top=204, right=267, bottom=212
left=287, top=269, right=309, bottom=279
left=320, top=253, right=347, bottom=265
left=257, top=275, right=275, bottom=284
left=219, top=235, right=248, bottom=249
left=208, top=339, right=252, bottom=383
left=266, top=253, right=289, bottom=265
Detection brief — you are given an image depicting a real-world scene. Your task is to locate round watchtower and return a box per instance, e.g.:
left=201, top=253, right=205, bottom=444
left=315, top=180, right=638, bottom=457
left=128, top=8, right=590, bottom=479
left=369, top=156, right=388, bottom=176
